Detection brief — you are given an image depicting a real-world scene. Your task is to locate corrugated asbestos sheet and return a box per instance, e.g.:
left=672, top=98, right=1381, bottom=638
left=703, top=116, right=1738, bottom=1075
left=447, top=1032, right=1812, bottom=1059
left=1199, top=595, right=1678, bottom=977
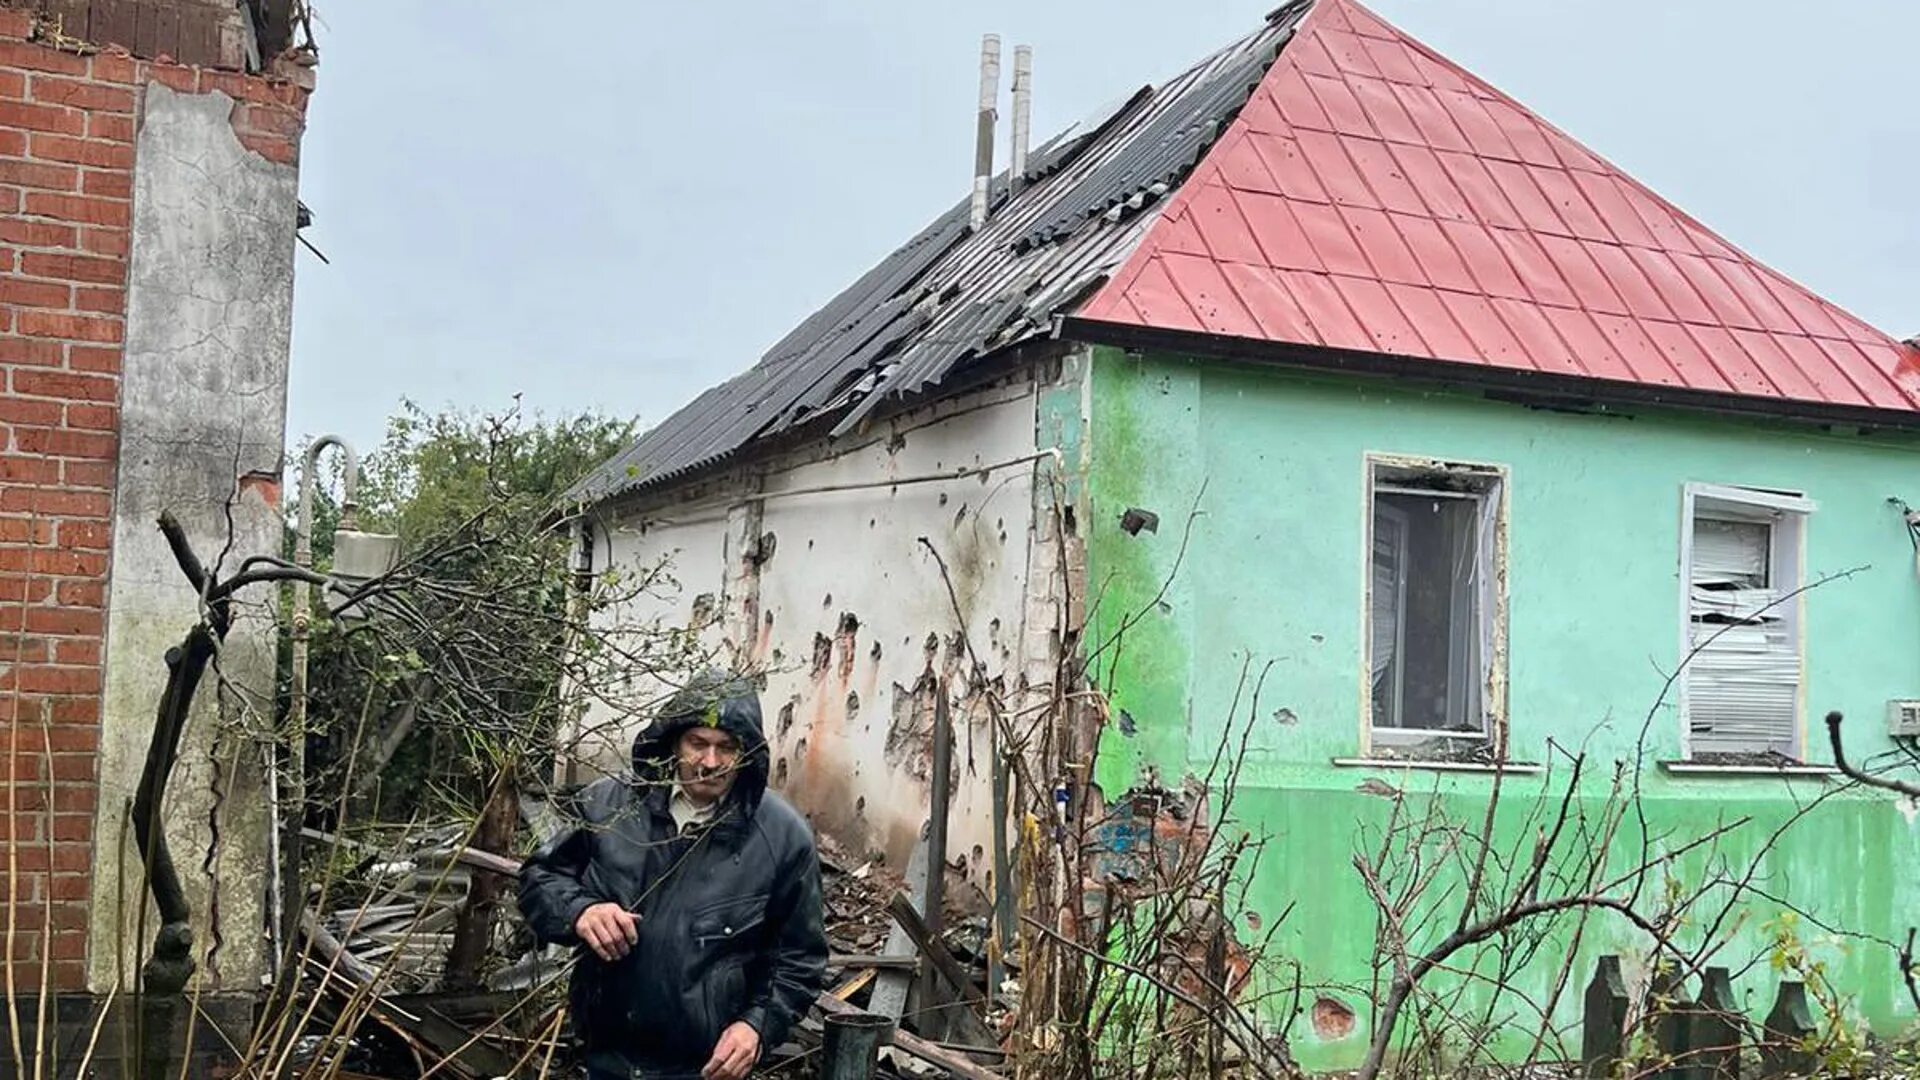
left=567, top=3, right=1307, bottom=505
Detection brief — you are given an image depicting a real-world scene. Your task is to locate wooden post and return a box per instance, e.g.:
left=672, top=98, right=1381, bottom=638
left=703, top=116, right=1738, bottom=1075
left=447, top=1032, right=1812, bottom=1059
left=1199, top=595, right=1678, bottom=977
left=1759, top=980, right=1815, bottom=1078
left=1693, top=967, right=1743, bottom=1080
left=1648, top=966, right=1693, bottom=1080
left=1582, top=956, right=1630, bottom=1079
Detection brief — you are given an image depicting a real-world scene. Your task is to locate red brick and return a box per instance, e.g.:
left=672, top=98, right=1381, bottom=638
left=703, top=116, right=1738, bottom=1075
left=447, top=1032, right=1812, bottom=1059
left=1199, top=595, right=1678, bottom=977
left=0, top=8, right=33, bottom=41
left=62, top=402, right=114, bottom=431
left=13, top=426, right=114, bottom=459
left=148, top=65, right=196, bottom=93
left=85, top=111, right=132, bottom=143
left=0, top=517, right=54, bottom=544
left=0, top=632, right=48, bottom=662
left=53, top=580, right=102, bottom=608
left=237, top=133, right=296, bottom=166
left=24, top=133, right=131, bottom=170
left=91, top=51, right=138, bottom=86
left=0, top=576, right=53, bottom=603
left=0, top=397, right=61, bottom=426
left=0, top=277, right=71, bottom=309
left=65, top=344, right=118, bottom=373
left=78, top=168, right=128, bottom=200
left=0, top=99, right=82, bottom=136
left=29, top=75, right=134, bottom=113
left=59, top=459, right=112, bottom=490
left=10, top=664, right=101, bottom=695
left=235, top=102, right=305, bottom=139
left=0, top=185, right=19, bottom=214
left=0, top=69, right=23, bottom=98
left=71, top=285, right=118, bottom=314
left=7, top=548, right=105, bottom=578
left=47, top=700, right=97, bottom=732
left=0, top=219, right=76, bottom=248
left=0, top=43, right=89, bottom=78
left=26, top=607, right=102, bottom=637
left=14, top=310, right=121, bottom=344
left=0, top=156, right=77, bottom=192
left=50, top=784, right=92, bottom=815
left=51, top=639, right=98, bottom=666
left=53, top=519, right=107, bottom=551
left=0, top=488, right=108, bottom=518
left=0, top=335, right=64, bottom=368
left=21, top=250, right=121, bottom=285
left=22, top=192, right=127, bottom=228
left=78, top=227, right=126, bottom=257
left=0, top=128, right=22, bottom=156
left=201, top=70, right=285, bottom=104
left=46, top=754, right=92, bottom=783
left=10, top=368, right=115, bottom=402
left=0, top=456, right=61, bottom=484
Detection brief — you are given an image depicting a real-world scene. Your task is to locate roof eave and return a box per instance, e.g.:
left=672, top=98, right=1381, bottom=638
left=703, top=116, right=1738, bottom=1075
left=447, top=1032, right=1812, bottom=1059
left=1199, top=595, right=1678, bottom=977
left=1060, top=316, right=1920, bottom=434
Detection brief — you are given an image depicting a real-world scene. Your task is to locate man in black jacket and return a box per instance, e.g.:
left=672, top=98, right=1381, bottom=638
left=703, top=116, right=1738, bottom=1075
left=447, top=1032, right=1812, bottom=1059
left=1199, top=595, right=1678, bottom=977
left=519, top=672, right=828, bottom=1079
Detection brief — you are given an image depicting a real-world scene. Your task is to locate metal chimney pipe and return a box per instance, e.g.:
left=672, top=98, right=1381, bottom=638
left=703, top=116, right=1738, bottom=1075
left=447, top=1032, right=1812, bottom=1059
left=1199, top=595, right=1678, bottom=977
left=970, top=33, right=1001, bottom=231
left=1009, top=45, right=1032, bottom=197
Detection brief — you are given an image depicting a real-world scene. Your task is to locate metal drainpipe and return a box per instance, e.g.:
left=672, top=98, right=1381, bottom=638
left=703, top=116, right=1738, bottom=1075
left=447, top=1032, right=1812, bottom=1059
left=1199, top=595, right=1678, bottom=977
left=821, top=1011, right=894, bottom=1080
left=280, top=434, right=360, bottom=965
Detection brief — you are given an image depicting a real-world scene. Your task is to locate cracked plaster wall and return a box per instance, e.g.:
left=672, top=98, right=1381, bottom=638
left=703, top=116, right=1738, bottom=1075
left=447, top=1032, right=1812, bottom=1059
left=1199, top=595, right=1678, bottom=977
left=583, top=380, right=1057, bottom=883
left=85, top=83, right=299, bottom=993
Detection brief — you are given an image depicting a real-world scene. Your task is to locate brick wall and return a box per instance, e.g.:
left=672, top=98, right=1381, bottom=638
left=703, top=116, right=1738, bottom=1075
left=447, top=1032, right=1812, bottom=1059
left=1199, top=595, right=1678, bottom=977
left=0, top=4, right=308, bottom=991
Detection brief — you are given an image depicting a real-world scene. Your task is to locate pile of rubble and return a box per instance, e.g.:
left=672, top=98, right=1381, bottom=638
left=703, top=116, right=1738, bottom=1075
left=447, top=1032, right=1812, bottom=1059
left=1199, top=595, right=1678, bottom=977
left=290, top=821, right=1009, bottom=1079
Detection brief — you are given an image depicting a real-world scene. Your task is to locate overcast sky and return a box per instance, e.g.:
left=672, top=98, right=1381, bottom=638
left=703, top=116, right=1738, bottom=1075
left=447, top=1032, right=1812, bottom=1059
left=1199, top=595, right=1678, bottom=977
left=286, top=0, right=1919, bottom=453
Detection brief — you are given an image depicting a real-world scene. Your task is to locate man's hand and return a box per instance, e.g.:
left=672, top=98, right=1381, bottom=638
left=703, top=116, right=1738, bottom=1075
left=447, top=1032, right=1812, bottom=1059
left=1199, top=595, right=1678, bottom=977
left=573, top=902, right=639, bottom=962
left=701, top=1021, right=760, bottom=1080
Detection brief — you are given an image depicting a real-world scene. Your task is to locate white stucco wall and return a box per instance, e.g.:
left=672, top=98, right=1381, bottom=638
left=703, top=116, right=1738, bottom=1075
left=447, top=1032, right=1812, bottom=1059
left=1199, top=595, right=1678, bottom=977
left=579, top=379, right=1049, bottom=886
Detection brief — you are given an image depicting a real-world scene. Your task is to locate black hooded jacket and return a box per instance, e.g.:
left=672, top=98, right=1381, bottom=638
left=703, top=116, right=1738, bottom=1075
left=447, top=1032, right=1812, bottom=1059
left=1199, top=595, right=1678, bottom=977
left=518, top=674, right=827, bottom=1069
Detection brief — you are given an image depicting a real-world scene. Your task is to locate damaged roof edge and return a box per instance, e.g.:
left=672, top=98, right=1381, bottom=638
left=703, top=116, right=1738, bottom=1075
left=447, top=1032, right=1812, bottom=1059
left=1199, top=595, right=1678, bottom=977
left=565, top=338, right=1081, bottom=514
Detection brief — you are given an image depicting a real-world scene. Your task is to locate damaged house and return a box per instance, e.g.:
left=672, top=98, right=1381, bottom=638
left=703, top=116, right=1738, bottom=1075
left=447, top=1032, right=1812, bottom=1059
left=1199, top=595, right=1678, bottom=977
left=566, top=0, right=1920, bottom=1066
left=0, top=0, right=313, bottom=1061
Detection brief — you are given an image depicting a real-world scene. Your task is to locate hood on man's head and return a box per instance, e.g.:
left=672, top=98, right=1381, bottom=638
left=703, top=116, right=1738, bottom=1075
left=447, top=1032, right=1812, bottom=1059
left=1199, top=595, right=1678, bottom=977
left=631, top=669, right=769, bottom=807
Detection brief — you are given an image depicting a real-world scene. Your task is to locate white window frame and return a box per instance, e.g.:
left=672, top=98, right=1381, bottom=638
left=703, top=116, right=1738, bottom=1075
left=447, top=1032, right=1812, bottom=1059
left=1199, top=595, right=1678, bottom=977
left=1361, top=455, right=1509, bottom=758
left=1677, top=483, right=1815, bottom=761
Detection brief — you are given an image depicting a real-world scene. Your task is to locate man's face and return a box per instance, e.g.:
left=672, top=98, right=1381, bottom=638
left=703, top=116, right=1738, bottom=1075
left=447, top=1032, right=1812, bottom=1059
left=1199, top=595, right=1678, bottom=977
left=675, top=725, right=742, bottom=804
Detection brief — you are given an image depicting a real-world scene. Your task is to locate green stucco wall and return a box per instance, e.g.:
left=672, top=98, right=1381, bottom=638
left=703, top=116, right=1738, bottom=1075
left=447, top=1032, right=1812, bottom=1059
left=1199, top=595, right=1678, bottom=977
left=1082, top=345, right=1920, bottom=1068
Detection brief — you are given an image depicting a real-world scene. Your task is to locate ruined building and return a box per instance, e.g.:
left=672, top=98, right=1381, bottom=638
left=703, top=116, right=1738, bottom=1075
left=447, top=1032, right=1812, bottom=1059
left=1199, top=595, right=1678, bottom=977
left=567, top=0, right=1920, bottom=1068
left=0, top=0, right=312, bottom=1025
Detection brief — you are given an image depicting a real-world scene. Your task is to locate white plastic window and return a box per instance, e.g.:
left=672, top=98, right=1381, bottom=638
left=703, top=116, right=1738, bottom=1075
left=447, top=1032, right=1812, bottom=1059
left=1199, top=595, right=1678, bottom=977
left=1680, top=484, right=1812, bottom=760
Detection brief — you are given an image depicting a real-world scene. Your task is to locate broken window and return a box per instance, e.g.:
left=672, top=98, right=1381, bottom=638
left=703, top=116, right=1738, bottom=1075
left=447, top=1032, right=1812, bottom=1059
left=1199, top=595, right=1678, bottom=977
left=1365, top=459, right=1505, bottom=758
left=1682, top=485, right=1811, bottom=760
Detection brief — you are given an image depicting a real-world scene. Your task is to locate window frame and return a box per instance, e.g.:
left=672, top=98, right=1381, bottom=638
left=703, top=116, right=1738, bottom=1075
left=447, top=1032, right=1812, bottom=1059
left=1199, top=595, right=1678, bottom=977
left=1676, top=482, right=1816, bottom=762
left=1360, top=454, right=1510, bottom=760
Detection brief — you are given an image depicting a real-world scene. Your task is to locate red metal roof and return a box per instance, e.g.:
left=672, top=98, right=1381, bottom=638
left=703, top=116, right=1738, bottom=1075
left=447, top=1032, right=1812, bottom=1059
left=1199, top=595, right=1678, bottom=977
left=1078, top=0, right=1920, bottom=415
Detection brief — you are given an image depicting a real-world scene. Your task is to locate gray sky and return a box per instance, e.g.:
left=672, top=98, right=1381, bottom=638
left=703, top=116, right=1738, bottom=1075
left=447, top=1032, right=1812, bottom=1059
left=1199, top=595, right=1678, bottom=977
left=287, top=0, right=1918, bottom=453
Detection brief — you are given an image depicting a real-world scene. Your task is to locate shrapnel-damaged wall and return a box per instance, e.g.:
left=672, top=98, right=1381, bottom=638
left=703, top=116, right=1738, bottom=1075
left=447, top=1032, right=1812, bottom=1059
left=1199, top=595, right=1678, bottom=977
left=578, top=369, right=1073, bottom=891
left=0, top=4, right=310, bottom=993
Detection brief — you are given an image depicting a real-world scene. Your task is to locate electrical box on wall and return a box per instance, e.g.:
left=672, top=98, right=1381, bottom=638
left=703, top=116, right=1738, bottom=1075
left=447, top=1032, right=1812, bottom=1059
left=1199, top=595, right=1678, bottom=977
left=1889, top=700, right=1920, bottom=738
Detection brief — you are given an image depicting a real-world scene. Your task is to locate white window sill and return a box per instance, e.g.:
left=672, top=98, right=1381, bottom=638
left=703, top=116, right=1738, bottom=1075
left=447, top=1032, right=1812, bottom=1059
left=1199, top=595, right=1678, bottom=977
left=1660, top=761, right=1838, bottom=779
left=1333, top=757, right=1544, bottom=776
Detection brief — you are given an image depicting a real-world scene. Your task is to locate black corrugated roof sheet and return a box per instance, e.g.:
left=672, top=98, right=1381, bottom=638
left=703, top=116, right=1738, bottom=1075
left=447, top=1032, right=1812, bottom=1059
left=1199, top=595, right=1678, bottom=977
left=568, top=3, right=1306, bottom=506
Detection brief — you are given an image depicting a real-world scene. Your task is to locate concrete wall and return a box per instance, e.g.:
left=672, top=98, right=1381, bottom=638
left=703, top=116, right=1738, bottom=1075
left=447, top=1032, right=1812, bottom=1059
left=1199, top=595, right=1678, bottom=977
left=1085, top=347, right=1920, bottom=1066
left=585, top=377, right=1058, bottom=885
left=83, top=82, right=303, bottom=993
